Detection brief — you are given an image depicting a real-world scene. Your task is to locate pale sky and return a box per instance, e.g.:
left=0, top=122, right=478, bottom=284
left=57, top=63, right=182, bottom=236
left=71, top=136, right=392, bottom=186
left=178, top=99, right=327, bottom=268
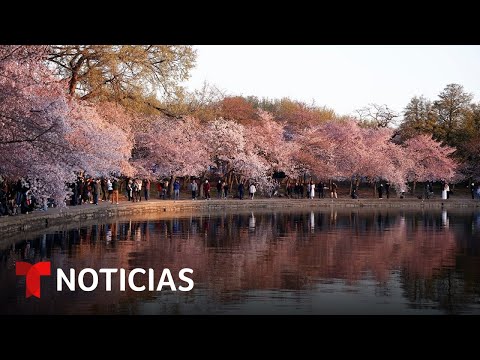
left=184, top=45, right=480, bottom=117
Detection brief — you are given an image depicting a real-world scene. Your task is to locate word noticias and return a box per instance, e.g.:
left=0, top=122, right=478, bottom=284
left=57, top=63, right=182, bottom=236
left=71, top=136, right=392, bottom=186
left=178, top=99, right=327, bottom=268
left=16, top=261, right=194, bottom=298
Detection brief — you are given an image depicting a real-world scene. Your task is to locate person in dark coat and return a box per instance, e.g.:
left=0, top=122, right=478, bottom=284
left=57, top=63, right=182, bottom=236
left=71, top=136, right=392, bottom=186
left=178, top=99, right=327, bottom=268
left=216, top=180, right=222, bottom=199
left=101, top=178, right=107, bottom=201
left=351, top=187, right=358, bottom=199
left=203, top=180, right=211, bottom=200
left=318, top=181, right=325, bottom=198
left=82, top=179, right=89, bottom=204
left=144, top=179, right=151, bottom=201
left=238, top=182, right=244, bottom=200
left=70, top=182, right=78, bottom=206
left=378, top=183, right=383, bottom=199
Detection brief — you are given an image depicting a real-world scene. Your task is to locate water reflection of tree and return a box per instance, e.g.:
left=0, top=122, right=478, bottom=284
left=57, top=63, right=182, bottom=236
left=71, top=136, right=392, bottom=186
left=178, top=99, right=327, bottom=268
left=2, top=210, right=480, bottom=314
left=400, top=211, right=480, bottom=314
left=401, top=268, right=472, bottom=314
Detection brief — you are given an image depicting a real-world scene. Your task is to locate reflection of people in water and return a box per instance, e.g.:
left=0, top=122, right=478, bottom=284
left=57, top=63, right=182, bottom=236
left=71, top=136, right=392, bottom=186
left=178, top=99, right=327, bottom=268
left=442, top=210, right=449, bottom=228
left=1, top=210, right=467, bottom=314
left=330, top=210, right=337, bottom=226
left=106, top=224, right=112, bottom=242
left=134, top=226, right=142, bottom=242
left=23, top=241, right=31, bottom=260
left=249, top=212, right=256, bottom=230
left=40, top=234, right=47, bottom=260
left=172, top=218, right=180, bottom=234
left=203, top=218, right=209, bottom=235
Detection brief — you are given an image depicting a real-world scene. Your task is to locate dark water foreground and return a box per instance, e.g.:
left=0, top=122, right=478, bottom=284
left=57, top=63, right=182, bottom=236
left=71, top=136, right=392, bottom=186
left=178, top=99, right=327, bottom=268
left=1, top=208, right=480, bottom=315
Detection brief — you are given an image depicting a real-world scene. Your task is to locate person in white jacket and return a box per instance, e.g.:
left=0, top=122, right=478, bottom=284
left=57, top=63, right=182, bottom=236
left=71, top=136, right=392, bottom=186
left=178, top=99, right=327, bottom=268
left=442, top=182, right=450, bottom=200
left=249, top=183, right=256, bottom=199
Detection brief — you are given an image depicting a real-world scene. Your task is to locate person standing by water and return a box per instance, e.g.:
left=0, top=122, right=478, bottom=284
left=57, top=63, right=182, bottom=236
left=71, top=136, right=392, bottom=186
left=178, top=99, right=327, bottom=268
left=471, top=182, right=476, bottom=199
left=425, top=182, right=432, bottom=199
left=173, top=179, right=180, bottom=200
left=191, top=179, right=198, bottom=200
left=156, top=181, right=162, bottom=199
left=163, top=180, right=169, bottom=199
left=330, top=182, right=338, bottom=199
left=101, top=178, right=107, bottom=202
left=223, top=180, right=229, bottom=199
left=82, top=178, right=89, bottom=204
left=378, top=183, right=384, bottom=199
left=126, top=179, right=133, bottom=201
left=351, top=187, right=358, bottom=199
left=144, top=179, right=150, bottom=201
left=309, top=181, right=315, bottom=199
left=203, top=180, right=211, bottom=200
left=111, top=179, right=119, bottom=204
left=385, top=182, right=390, bottom=199
left=135, top=179, right=142, bottom=202
left=442, top=182, right=449, bottom=200
left=294, top=182, right=300, bottom=199
left=238, top=181, right=244, bottom=200
left=107, top=179, right=113, bottom=201
left=249, top=183, right=256, bottom=199
left=318, top=181, right=325, bottom=198
left=216, top=180, right=222, bottom=199
left=93, top=179, right=101, bottom=205
left=286, top=183, right=293, bottom=198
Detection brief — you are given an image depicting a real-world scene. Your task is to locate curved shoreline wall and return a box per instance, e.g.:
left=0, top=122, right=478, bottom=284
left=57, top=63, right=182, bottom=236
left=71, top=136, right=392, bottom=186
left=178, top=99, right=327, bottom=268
left=0, top=198, right=478, bottom=236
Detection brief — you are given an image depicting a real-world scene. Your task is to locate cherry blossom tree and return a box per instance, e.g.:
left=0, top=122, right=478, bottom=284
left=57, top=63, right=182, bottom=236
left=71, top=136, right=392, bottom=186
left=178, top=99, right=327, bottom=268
left=291, top=120, right=415, bottom=193
left=0, top=46, right=464, bottom=205
left=358, top=126, right=413, bottom=191
left=133, top=115, right=211, bottom=179
left=403, top=134, right=458, bottom=183
left=0, top=46, right=134, bottom=206
left=66, top=100, right=134, bottom=178
left=291, top=125, right=337, bottom=180
left=203, top=118, right=247, bottom=175
left=250, top=110, right=298, bottom=175
left=0, top=46, right=74, bottom=205
left=199, top=115, right=291, bottom=194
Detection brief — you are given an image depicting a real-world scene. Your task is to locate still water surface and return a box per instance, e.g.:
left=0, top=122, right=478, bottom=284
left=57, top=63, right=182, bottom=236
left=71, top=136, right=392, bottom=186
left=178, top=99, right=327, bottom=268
left=1, top=209, right=480, bottom=314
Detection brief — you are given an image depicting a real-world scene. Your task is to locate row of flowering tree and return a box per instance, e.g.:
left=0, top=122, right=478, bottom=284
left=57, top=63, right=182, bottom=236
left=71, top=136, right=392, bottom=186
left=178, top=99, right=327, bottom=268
left=0, top=46, right=133, bottom=207
left=0, top=46, right=459, bottom=207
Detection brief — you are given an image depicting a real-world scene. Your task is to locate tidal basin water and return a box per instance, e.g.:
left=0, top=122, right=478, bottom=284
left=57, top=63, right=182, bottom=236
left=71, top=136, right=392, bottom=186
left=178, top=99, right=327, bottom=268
left=1, top=208, right=480, bottom=315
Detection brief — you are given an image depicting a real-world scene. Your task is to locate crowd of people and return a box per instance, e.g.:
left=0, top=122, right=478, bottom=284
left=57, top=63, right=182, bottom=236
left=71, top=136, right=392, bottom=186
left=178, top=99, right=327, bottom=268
left=193, top=179, right=257, bottom=200
left=286, top=181, right=335, bottom=199
left=0, top=179, right=39, bottom=216
left=69, top=177, right=259, bottom=204
left=1, top=176, right=480, bottom=217
left=69, top=177, right=120, bottom=206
